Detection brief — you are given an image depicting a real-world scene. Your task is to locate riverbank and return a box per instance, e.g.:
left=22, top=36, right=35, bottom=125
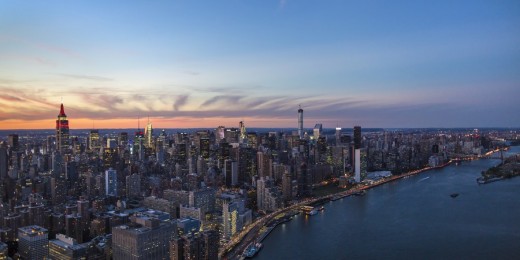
left=232, top=160, right=454, bottom=258
left=326, top=160, right=453, bottom=202
left=225, top=147, right=512, bottom=259
left=478, top=153, right=520, bottom=184
left=255, top=147, right=520, bottom=260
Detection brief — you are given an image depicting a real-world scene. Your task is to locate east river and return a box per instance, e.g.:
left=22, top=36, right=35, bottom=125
left=256, top=146, right=520, bottom=260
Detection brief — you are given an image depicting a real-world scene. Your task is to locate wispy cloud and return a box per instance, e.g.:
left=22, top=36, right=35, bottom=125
left=0, top=80, right=517, bottom=128
left=193, top=86, right=256, bottom=94
left=71, top=92, right=125, bottom=113
left=0, top=95, right=24, bottom=102
left=58, top=74, right=113, bottom=81
left=173, top=95, right=189, bottom=111
left=200, top=95, right=245, bottom=108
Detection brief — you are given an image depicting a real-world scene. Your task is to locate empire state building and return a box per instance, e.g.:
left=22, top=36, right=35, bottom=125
left=56, top=103, right=70, bottom=154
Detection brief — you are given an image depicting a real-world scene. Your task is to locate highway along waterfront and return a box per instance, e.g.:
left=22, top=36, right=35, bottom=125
left=255, top=146, right=520, bottom=260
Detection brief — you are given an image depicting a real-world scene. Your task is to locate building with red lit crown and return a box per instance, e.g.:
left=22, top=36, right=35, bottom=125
left=56, top=103, right=70, bottom=154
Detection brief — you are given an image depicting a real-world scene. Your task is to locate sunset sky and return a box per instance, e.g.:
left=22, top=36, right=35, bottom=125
left=0, top=0, right=519, bottom=129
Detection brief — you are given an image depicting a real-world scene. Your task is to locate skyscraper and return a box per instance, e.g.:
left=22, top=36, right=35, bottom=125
left=354, top=148, right=367, bottom=183
left=354, top=126, right=362, bottom=149
left=88, top=130, right=100, bottom=151
left=170, top=237, right=185, bottom=260
left=7, top=134, right=19, bottom=151
left=199, top=138, right=210, bottom=159
left=145, top=119, right=153, bottom=149
left=189, top=188, right=216, bottom=215
left=282, top=171, right=292, bottom=201
left=18, top=225, right=49, bottom=259
left=256, top=177, right=266, bottom=210
left=0, top=145, right=7, bottom=180
left=56, top=103, right=70, bottom=154
left=313, top=124, right=322, bottom=140
left=223, top=200, right=241, bottom=239
left=112, top=215, right=175, bottom=259
left=224, top=159, right=238, bottom=187
left=202, top=230, right=219, bottom=260
left=48, top=234, right=87, bottom=259
left=133, top=119, right=144, bottom=158
left=335, top=127, right=342, bottom=146
left=119, top=132, right=129, bottom=146
left=170, top=230, right=219, bottom=260
left=355, top=149, right=361, bottom=183
left=297, top=161, right=312, bottom=197
left=298, top=106, right=304, bottom=139
left=105, top=168, right=117, bottom=196
left=126, top=173, right=141, bottom=198
left=77, top=197, right=90, bottom=232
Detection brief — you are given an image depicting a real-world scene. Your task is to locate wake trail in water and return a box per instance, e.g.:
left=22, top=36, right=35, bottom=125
left=418, top=176, right=430, bottom=182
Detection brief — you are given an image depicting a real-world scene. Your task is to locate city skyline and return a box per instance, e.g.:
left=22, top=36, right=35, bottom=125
left=1, top=0, right=519, bottom=129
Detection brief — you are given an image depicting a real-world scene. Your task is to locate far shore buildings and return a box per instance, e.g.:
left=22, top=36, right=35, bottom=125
left=0, top=102, right=509, bottom=259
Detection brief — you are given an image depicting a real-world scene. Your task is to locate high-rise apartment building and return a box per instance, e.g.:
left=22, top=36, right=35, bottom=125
left=18, top=225, right=49, bottom=260
left=126, top=173, right=141, bottom=198
left=65, top=213, right=84, bottom=243
left=189, top=188, right=216, bottom=215
left=238, top=147, right=255, bottom=185
left=48, top=234, right=87, bottom=259
left=112, top=215, right=175, bottom=259
left=170, top=230, right=219, bottom=260
left=223, top=200, right=241, bottom=239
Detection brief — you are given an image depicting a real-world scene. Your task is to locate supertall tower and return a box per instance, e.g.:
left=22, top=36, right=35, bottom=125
left=353, top=126, right=362, bottom=149
left=298, top=106, right=304, bottom=139
left=56, top=103, right=70, bottom=154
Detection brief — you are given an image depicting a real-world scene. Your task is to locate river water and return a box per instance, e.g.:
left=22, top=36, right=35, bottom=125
left=256, top=147, right=520, bottom=260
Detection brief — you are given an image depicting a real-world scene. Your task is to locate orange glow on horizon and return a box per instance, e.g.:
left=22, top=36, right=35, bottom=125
left=0, top=117, right=297, bottom=130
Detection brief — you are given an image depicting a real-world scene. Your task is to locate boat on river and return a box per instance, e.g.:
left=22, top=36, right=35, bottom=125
left=244, top=243, right=263, bottom=258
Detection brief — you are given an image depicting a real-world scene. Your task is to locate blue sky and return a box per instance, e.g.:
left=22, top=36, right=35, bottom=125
left=0, top=0, right=519, bottom=129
